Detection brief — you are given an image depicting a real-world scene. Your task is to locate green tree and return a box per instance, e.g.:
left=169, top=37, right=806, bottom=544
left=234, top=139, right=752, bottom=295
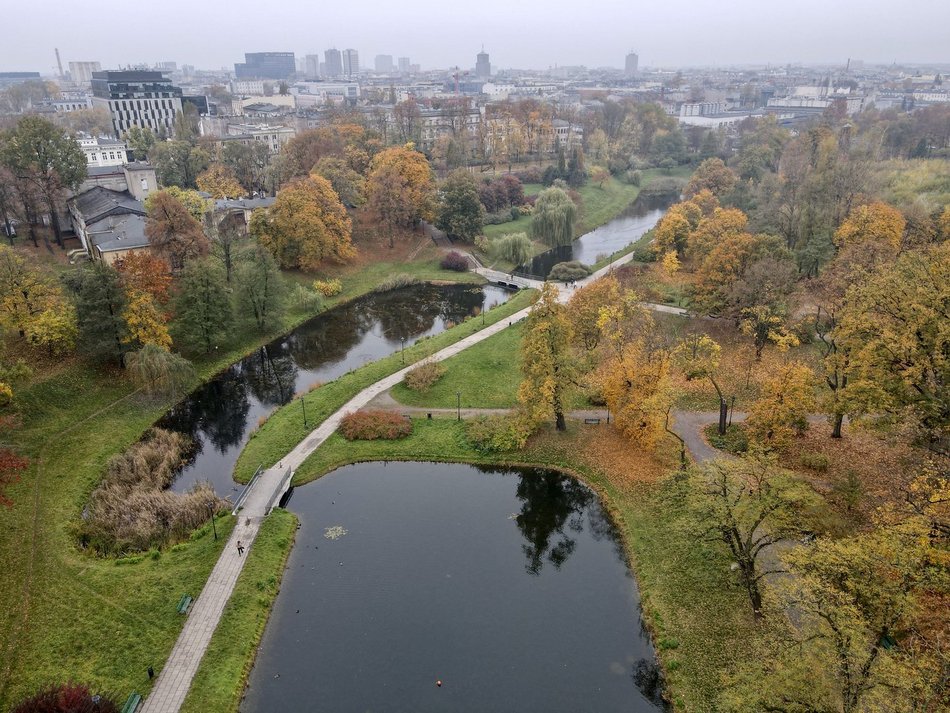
left=123, top=126, right=156, bottom=161
left=234, top=244, right=285, bottom=331
left=69, top=262, right=129, bottom=365
left=0, top=116, right=87, bottom=246
left=173, top=259, right=232, bottom=353
left=491, top=232, right=533, bottom=266
left=518, top=284, right=574, bottom=431
left=220, top=141, right=270, bottom=195
left=566, top=146, right=586, bottom=188
left=149, top=140, right=210, bottom=188
left=313, top=157, right=365, bottom=207
left=126, top=344, right=195, bottom=397
left=684, top=157, right=737, bottom=198
left=435, top=170, right=485, bottom=242
left=531, top=186, right=577, bottom=248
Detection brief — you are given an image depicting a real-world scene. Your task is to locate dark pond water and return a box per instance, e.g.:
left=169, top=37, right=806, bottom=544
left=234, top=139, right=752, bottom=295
left=518, top=193, right=674, bottom=279
left=159, top=284, right=510, bottom=496
left=241, top=462, right=667, bottom=713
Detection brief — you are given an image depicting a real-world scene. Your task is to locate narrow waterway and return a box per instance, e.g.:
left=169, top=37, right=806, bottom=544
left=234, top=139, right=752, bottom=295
left=160, top=283, right=510, bottom=496
left=241, top=462, right=668, bottom=713
left=519, top=193, right=674, bottom=279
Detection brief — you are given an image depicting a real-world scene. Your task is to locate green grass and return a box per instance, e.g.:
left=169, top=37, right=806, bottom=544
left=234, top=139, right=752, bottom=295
left=390, top=323, right=524, bottom=409
left=233, top=289, right=537, bottom=483
left=180, top=509, right=297, bottom=713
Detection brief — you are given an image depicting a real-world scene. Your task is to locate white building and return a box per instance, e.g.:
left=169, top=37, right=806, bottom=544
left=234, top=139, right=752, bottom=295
left=68, top=61, right=101, bottom=86
left=77, top=134, right=131, bottom=167
left=224, top=123, right=296, bottom=154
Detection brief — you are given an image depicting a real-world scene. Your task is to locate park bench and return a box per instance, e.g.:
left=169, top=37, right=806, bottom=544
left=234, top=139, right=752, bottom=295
left=176, top=594, right=192, bottom=614
left=583, top=418, right=601, bottom=425
left=120, top=692, right=141, bottom=713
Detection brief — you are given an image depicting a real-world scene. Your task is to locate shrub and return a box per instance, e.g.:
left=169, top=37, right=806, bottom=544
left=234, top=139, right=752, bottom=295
left=491, top=232, right=533, bottom=266
left=313, top=278, right=343, bottom=297
left=515, top=167, right=542, bottom=183
left=404, top=360, right=447, bottom=392
left=78, top=428, right=228, bottom=554
left=548, top=261, right=591, bottom=282
left=625, top=169, right=642, bottom=186
left=11, top=683, right=119, bottom=713
left=640, top=177, right=687, bottom=197
left=799, top=452, right=830, bottom=472
left=440, top=251, right=469, bottom=272
left=541, top=165, right=562, bottom=186
left=339, top=410, right=413, bottom=440
left=466, top=415, right=529, bottom=453
left=373, top=273, right=420, bottom=293
left=704, top=423, right=749, bottom=454
left=483, top=210, right=515, bottom=226
left=608, top=156, right=630, bottom=175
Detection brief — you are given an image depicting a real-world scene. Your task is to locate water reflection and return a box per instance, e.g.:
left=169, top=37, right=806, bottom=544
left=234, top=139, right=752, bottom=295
left=158, top=283, right=509, bottom=494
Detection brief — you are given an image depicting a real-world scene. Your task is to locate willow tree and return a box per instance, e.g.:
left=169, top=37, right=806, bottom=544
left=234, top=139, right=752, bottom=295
left=531, top=186, right=576, bottom=248
left=518, top=284, right=574, bottom=431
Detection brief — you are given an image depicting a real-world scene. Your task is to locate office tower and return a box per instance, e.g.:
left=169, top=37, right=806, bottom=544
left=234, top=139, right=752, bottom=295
left=475, top=49, right=490, bottom=78
left=90, top=70, right=183, bottom=136
left=305, top=54, right=320, bottom=78
left=324, top=49, right=343, bottom=77
left=374, top=55, right=394, bottom=73
left=234, top=52, right=296, bottom=79
left=625, top=51, right=638, bottom=76
left=342, top=49, right=359, bottom=78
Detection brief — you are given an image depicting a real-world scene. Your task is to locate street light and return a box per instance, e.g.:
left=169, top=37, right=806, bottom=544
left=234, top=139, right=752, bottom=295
left=456, top=391, right=461, bottom=421
left=301, top=395, right=308, bottom=427
left=400, top=337, right=406, bottom=364
left=208, top=502, right=218, bottom=541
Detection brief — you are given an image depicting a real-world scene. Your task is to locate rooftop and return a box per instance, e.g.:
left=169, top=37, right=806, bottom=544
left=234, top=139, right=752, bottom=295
left=70, top=186, right=145, bottom=224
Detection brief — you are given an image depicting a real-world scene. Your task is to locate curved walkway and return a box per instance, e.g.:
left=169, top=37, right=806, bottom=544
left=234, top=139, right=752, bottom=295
left=141, top=260, right=688, bottom=712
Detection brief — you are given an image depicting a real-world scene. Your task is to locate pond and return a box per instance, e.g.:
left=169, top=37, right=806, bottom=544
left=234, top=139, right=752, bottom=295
left=518, top=193, right=675, bottom=279
left=159, top=283, right=510, bottom=495
left=241, top=462, right=667, bottom=713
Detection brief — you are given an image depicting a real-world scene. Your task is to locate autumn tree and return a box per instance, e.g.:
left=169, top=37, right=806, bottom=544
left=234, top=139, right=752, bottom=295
left=590, top=166, right=610, bottom=188
left=122, top=290, right=171, bottom=350
left=0, top=116, right=87, bottom=246
left=144, top=190, right=210, bottom=270
left=173, top=259, right=232, bottom=353
left=365, top=144, right=436, bottom=247
left=531, top=186, right=577, bottom=248
left=745, top=361, right=817, bottom=449
left=836, top=242, right=950, bottom=450
left=687, top=452, right=817, bottom=616
left=565, top=274, right=621, bottom=353
left=145, top=186, right=209, bottom=221
left=692, top=232, right=782, bottom=315
left=0, top=245, right=64, bottom=338
left=234, top=244, right=286, bottom=331
left=313, top=157, right=365, bottom=208
left=683, top=157, right=737, bottom=199
left=280, top=124, right=368, bottom=179
left=519, top=284, right=574, bottom=431
left=114, top=252, right=172, bottom=305
left=196, top=163, right=244, bottom=199
left=250, top=175, right=354, bottom=269
left=833, top=201, right=905, bottom=252
left=674, top=333, right=730, bottom=435
left=220, top=141, right=270, bottom=195
left=686, top=207, right=748, bottom=263
left=126, top=343, right=195, bottom=398
left=435, top=170, right=485, bottom=243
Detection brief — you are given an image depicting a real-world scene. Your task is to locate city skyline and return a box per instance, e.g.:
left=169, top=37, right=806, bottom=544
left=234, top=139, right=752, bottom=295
left=6, top=0, right=950, bottom=74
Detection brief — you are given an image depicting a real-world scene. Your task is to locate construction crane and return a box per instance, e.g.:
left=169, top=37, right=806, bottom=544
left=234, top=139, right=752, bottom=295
left=451, top=67, right=470, bottom=97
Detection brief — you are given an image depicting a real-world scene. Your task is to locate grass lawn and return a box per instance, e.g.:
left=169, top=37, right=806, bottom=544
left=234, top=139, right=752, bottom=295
left=287, top=418, right=763, bottom=710
left=180, top=509, right=297, bottom=713
left=0, top=238, right=489, bottom=710
left=233, top=289, right=538, bottom=483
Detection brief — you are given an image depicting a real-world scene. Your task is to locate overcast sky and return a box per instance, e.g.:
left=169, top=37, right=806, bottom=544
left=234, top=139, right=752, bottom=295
left=8, top=0, right=949, bottom=74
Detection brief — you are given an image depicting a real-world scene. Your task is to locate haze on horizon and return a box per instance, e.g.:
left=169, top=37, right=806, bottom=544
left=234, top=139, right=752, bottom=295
left=8, top=0, right=950, bottom=74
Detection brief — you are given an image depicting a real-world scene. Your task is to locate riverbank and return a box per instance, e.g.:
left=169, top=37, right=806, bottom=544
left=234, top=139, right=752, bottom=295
left=0, top=247, right=485, bottom=709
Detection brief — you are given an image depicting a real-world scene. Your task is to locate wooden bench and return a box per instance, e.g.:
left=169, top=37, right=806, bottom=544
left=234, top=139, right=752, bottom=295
left=176, top=594, right=192, bottom=614
left=120, top=692, right=141, bottom=713
left=583, top=418, right=601, bottom=425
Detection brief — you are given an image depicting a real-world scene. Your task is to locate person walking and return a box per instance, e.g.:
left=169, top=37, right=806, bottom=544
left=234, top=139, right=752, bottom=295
left=237, top=541, right=245, bottom=555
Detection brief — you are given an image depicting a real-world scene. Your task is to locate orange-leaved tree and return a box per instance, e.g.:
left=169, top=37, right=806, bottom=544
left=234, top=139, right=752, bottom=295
left=196, top=163, right=244, bottom=199
left=365, top=144, right=436, bottom=248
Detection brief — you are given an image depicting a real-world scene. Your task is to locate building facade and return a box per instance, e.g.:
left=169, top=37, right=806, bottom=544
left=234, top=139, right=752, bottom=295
left=475, top=50, right=491, bottom=78
left=68, top=61, right=101, bottom=86
left=625, top=51, right=639, bottom=76
left=90, top=70, right=183, bottom=137
left=305, top=54, right=320, bottom=79
left=324, top=49, right=343, bottom=78
left=78, top=134, right=130, bottom=167
left=234, top=52, right=296, bottom=80
left=342, top=49, right=359, bottom=78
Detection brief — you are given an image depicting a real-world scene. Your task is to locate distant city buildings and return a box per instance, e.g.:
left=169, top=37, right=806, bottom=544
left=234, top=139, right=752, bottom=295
left=305, top=54, right=320, bottom=79
left=68, top=61, right=101, bottom=87
left=234, top=52, right=296, bottom=80
left=398, top=57, right=411, bottom=74
left=90, top=70, right=183, bottom=137
left=342, top=49, right=359, bottom=78
left=0, top=72, right=41, bottom=88
left=375, top=55, right=394, bottom=73
left=324, top=49, right=343, bottom=78
left=475, top=50, right=491, bottom=78
left=625, top=51, right=639, bottom=76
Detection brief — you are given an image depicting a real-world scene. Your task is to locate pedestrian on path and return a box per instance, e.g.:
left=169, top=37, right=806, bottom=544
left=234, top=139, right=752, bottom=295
left=237, top=541, right=244, bottom=555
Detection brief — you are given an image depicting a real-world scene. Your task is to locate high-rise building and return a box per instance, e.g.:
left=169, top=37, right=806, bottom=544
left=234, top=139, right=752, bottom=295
left=475, top=49, right=491, bottom=78
left=324, top=49, right=343, bottom=78
left=234, top=52, right=296, bottom=80
left=90, top=70, right=183, bottom=137
left=625, top=51, right=639, bottom=76
left=398, top=57, right=411, bottom=74
left=374, top=55, right=394, bottom=73
left=305, top=54, right=320, bottom=79
left=342, top=49, right=359, bottom=78
left=69, top=61, right=101, bottom=86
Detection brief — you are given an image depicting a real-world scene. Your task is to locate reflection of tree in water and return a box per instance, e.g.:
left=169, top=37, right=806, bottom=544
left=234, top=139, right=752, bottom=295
left=632, top=658, right=668, bottom=708
left=243, top=344, right=299, bottom=406
left=156, top=365, right=251, bottom=459
left=586, top=499, right=628, bottom=565
left=287, top=301, right=377, bottom=370
left=513, top=468, right=594, bottom=575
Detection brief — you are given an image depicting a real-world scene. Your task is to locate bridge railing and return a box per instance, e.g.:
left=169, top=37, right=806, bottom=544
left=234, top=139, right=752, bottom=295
left=231, top=464, right=263, bottom=515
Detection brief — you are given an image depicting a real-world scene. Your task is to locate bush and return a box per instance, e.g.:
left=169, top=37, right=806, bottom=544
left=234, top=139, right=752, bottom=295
left=11, top=683, right=119, bottom=713
left=313, top=278, right=342, bottom=297
left=77, top=428, right=228, bottom=554
left=466, top=415, right=529, bottom=453
left=339, top=410, right=413, bottom=441
left=640, top=177, right=687, bottom=197
left=548, top=261, right=591, bottom=282
left=483, top=210, right=515, bottom=226
left=625, top=169, right=642, bottom=186
left=491, top=232, right=533, bottom=266
left=608, top=157, right=630, bottom=175
left=515, top=167, right=542, bottom=184
left=541, top=165, right=562, bottom=186
left=704, top=423, right=749, bottom=454
left=373, top=273, right=420, bottom=292
left=799, top=451, right=830, bottom=472
left=440, top=251, right=469, bottom=272
left=404, top=360, right=446, bottom=392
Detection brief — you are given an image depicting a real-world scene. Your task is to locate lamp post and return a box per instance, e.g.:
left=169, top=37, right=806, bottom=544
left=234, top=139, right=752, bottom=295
left=456, top=391, right=461, bottom=422
left=208, top=502, right=218, bottom=541
left=400, top=337, right=406, bottom=364
left=301, top=396, right=308, bottom=427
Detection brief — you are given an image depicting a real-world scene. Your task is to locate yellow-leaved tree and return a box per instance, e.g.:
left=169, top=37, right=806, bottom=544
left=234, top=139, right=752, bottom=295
left=833, top=201, right=906, bottom=252
left=686, top=206, right=749, bottom=263
left=365, top=143, right=436, bottom=248
left=518, top=284, right=574, bottom=431
left=745, top=361, right=817, bottom=449
left=196, top=163, right=244, bottom=199
left=0, top=245, right=76, bottom=354
left=251, top=175, right=355, bottom=270
left=122, top=290, right=172, bottom=350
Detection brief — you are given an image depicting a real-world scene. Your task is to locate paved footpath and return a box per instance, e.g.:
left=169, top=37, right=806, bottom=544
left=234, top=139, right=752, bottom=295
left=141, top=261, right=687, bottom=712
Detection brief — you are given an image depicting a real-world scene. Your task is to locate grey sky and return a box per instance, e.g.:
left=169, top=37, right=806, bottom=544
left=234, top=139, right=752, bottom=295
left=8, top=0, right=949, bottom=74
